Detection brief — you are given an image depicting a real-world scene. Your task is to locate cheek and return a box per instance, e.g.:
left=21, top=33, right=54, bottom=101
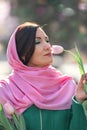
left=31, top=48, right=42, bottom=61
left=34, top=45, right=43, bottom=56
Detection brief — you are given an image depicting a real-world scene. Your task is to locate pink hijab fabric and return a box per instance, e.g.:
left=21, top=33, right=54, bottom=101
left=0, top=26, right=76, bottom=114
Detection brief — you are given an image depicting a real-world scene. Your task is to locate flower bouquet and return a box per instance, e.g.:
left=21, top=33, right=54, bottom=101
left=0, top=102, right=26, bottom=130
left=65, top=45, right=87, bottom=118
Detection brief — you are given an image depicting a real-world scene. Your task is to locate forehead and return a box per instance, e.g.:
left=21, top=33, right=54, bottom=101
left=36, top=27, right=47, bottom=37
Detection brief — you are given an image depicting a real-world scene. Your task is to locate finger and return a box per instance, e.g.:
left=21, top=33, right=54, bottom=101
left=79, top=74, right=85, bottom=85
left=84, top=73, right=87, bottom=82
left=77, top=75, right=85, bottom=89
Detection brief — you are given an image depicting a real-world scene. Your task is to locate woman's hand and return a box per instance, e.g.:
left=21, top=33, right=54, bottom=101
left=75, top=73, right=87, bottom=102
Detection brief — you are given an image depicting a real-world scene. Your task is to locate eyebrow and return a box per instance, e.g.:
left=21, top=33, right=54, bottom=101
left=35, top=36, right=49, bottom=39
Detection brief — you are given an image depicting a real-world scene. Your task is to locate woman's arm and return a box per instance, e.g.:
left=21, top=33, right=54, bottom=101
left=69, top=97, right=87, bottom=130
left=69, top=74, right=87, bottom=130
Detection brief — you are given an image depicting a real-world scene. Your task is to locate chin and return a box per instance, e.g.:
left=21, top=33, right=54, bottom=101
left=46, top=61, right=53, bottom=66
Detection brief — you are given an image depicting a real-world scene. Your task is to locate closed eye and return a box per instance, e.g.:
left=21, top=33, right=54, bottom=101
left=46, top=37, right=50, bottom=43
left=35, top=39, right=41, bottom=44
left=46, top=39, right=49, bottom=43
left=35, top=36, right=50, bottom=44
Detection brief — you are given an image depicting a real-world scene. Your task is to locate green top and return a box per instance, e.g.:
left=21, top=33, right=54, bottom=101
left=23, top=97, right=87, bottom=130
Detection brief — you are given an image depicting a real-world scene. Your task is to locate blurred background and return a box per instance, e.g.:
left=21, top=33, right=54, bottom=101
left=0, top=0, right=87, bottom=81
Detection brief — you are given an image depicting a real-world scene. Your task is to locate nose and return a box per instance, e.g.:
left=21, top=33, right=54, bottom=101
left=44, top=42, right=51, bottom=50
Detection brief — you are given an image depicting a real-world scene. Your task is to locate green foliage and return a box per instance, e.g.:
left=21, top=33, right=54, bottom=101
left=0, top=104, right=26, bottom=130
left=65, top=45, right=87, bottom=118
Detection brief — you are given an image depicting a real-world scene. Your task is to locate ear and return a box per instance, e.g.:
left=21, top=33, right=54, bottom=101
left=21, top=56, right=25, bottom=62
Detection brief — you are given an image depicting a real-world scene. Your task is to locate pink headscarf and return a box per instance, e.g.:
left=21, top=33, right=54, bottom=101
left=0, top=26, right=76, bottom=114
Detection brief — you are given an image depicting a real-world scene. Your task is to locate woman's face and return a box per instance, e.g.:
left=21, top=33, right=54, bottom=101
left=28, top=27, right=53, bottom=67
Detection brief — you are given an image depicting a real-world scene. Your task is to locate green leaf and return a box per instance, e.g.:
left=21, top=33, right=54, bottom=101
left=82, top=100, right=87, bottom=119
left=75, top=45, right=85, bottom=75
left=12, top=111, right=26, bottom=130
left=65, top=45, right=85, bottom=75
left=84, top=82, right=87, bottom=94
left=19, top=115, right=26, bottom=130
left=12, top=113, right=20, bottom=130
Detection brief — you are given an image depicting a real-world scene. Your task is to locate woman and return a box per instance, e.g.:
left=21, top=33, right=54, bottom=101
left=0, top=22, right=87, bottom=130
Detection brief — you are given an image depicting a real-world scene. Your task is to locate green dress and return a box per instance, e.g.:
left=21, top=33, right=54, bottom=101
left=23, top=97, right=87, bottom=130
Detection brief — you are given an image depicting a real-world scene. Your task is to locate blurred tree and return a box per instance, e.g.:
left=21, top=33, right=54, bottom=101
left=8, top=0, right=87, bottom=51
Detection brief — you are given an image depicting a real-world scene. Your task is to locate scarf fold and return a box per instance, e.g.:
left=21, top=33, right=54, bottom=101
left=0, top=26, right=76, bottom=114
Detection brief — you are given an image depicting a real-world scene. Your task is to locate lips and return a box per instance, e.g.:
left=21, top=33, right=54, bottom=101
left=44, top=52, right=52, bottom=56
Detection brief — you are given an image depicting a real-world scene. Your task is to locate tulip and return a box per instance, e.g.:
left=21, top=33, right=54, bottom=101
left=52, top=45, right=64, bottom=54
left=0, top=103, right=26, bottom=130
left=3, top=102, right=15, bottom=115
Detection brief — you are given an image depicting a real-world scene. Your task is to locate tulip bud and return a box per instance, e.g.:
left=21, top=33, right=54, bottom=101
left=52, top=45, right=64, bottom=54
left=3, top=102, right=15, bottom=115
